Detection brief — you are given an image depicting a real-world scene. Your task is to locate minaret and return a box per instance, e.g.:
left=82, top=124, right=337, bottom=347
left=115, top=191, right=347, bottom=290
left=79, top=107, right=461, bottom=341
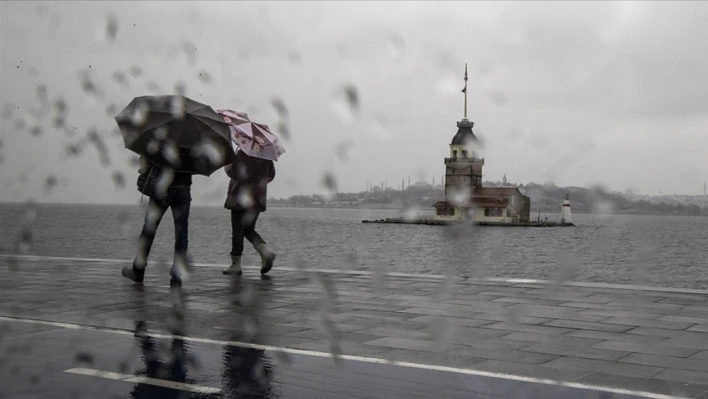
left=704, top=181, right=707, bottom=196
left=560, top=193, right=572, bottom=224
left=443, top=63, right=484, bottom=202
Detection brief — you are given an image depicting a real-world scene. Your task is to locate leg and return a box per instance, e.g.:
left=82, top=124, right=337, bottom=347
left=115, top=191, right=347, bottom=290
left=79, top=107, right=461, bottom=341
left=123, top=198, right=167, bottom=283
left=230, top=210, right=247, bottom=257
left=224, top=209, right=246, bottom=275
left=136, top=198, right=168, bottom=267
left=243, top=211, right=275, bottom=275
left=170, top=188, right=192, bottom=284
left=242, top=211, right=265, bottom=248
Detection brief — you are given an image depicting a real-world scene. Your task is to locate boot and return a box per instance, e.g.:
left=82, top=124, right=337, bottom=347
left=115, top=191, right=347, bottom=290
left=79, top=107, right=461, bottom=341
left=255, top=243, right=276, bottom=275
left=122, top=258, right=146, bottom=283
left=222, top=255, right=242, bottom=275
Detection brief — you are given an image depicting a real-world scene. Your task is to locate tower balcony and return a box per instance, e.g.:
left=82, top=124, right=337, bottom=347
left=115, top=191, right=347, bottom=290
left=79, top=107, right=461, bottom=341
left=445, top=157, right=484, bottom=166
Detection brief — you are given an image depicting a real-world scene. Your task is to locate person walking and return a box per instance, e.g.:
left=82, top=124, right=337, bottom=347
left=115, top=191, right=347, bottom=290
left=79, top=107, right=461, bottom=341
left=122, top=155, right=193, bottom=285
left=222, top=150, right=276, bottom=276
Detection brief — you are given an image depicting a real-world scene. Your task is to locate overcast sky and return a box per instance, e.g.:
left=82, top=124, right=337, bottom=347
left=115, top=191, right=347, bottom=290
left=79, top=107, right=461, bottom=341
left=1, top=1, right=707, bottom=205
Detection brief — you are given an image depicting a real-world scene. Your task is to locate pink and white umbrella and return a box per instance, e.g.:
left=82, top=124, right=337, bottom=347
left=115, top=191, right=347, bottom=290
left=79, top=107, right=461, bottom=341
left=216, top=109, right=286, bottom=162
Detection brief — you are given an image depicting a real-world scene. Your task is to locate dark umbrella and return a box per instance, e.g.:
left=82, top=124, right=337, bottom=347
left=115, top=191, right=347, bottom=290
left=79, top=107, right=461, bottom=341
left=115, top=95, right=235, bottom=176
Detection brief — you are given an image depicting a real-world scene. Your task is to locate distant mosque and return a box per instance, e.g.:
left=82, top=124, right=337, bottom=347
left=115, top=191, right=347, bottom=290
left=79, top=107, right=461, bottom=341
left=432, top=64, right=531, bottom=223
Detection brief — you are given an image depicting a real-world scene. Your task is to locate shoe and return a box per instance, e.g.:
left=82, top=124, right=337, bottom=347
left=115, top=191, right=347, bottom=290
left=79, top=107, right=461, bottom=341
left=222, top=255, right=243, bottom=276
left=122, top=266, right=145, bottom=283
left=255, top=244, right=276, bottom=275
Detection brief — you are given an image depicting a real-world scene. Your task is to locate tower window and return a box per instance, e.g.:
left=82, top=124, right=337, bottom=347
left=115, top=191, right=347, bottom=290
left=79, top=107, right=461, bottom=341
left=452, top=150, right=457, bottom=158
left=462, top=150, right=468, bottom=158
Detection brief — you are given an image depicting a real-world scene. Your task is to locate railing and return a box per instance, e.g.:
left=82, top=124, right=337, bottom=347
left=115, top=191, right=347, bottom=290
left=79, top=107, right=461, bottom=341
left=444, top=157, right=485, bottom=164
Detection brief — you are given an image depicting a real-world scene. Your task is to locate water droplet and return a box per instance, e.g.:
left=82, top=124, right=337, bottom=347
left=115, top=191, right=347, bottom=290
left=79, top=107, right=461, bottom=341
left=335, top=141, right=354, bottom=162
left=170, top=96, right=185, bottom=119
left=197, top=70, right=211, bottom=84
left=155, top=168, right=174, bottom=197
left=15, top=119, right=27, bottom=131
left=112, top=171, right=125, bottom=189
left=130, top=101, right=150, bottom=126
left=1, top=104, right=13, bottom=120
left=489, top=90, right=508, bottom=106
left=129, top=65, right=142, bottom=77
left=287, top=51, right=301, bottom=65
left=36, top=84, right=48, bottom=101
left=331, top=84, right=360, bottom=123
left=388, top=34, right=405, bottom=59
left=236, top=189, right=254, bottom=209
left=106, top=104, right=117, bottom=116
left=45, top=175, right=58, bottom=191
left=162, top=141, right=181, bottom=168
left=66, top=143, right=82, bottom=157
left=17, top=229, right=32, bottom=253
left=145, top=81, right=160, bottom=93
left=112, top=71, right=129, bottom=88
left=276, top=121, right=291, bottom=141
left=30, top=126, right=42, bottom=136
left=87, top=128, right=111, bottom=167
left=174, top=82, right=186, bottom=96
left=271, top=97, right=288, bottom=118
left=73, top=352, right=94, bottom=366
left=105, top=13, right=118, bottom=41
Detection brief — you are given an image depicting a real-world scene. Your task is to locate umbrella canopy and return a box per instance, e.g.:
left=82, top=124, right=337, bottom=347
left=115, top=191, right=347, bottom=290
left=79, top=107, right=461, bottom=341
left=217, top=109, right=286, bottom=162
left=115, top=95, right=235, bottom=176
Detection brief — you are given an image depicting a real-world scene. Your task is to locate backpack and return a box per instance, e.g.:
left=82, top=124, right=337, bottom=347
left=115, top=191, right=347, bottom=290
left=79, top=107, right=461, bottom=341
left=136, top=162, right=162, bottom=199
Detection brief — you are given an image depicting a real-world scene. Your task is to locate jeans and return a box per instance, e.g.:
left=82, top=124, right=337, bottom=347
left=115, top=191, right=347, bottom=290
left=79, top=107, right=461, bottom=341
left=231, top=210, right=265, bottom=256
left=135, top=187, right=191, bottom=269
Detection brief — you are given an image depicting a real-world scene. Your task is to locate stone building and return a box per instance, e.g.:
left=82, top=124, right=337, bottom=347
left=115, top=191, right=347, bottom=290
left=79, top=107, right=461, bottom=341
left=432, top=64, right=531, bottom=223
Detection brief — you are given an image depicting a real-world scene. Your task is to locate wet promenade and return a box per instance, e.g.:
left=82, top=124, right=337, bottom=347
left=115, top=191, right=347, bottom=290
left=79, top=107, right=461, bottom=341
left=1, top=255, right=708, bottom=398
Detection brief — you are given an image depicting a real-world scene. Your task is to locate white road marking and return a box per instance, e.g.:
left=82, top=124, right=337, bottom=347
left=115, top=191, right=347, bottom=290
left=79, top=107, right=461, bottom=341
left=2, top=254, right=708, bottom=295
left=64, top=367, right=221, bottom=394
left=0, top=316, right=686, bottom=399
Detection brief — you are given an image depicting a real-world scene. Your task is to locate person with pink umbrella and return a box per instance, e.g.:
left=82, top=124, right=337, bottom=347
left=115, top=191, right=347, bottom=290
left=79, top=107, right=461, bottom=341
left=218, top=110, right=284, bottom=276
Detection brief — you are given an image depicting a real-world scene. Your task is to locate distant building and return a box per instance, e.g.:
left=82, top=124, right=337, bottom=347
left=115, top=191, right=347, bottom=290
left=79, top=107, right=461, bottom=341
left=432, top=64, right=530, bottom=223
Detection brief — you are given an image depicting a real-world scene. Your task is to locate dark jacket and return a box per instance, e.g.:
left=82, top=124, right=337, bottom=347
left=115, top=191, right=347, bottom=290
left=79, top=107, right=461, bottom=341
left=224, top=151, right=275, bottom=212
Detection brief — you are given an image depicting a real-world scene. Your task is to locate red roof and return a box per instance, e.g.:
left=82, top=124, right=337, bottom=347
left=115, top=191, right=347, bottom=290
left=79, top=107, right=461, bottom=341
left=473, top=187, right=519, bottom=197
left=472, top=197, right=508, bottom=208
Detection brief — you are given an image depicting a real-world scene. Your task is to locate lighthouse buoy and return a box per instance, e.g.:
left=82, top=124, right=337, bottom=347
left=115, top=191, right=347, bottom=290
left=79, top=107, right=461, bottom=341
left=560, top=193, right=572, bottom=225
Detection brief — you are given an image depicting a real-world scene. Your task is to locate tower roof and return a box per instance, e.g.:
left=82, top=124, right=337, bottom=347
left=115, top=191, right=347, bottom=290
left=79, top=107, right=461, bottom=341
left=450, top=119, right=478, bottom=146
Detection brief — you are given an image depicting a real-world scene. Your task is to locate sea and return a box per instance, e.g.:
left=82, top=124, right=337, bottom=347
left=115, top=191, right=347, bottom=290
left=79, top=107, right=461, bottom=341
left=1, top=203, right=707, bottom=289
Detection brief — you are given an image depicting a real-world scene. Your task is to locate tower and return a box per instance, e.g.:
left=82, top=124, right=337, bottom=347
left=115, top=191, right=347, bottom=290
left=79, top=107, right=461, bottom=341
left=444, top=63, right=484, bottom=202
left=560, top=193, right=572, bottom=224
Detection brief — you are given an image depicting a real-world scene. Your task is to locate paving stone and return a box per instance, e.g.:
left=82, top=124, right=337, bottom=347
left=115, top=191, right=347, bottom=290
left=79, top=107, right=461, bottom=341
left=541, top=356, right=664, bottom=379
left=482, top=322, right=574, bottom=335
left=500, top=332, right=603, bottom=347
left=657, top=338, right=708, bottom=351
left=355, top=326, right=432, bottom=340
left=690, top=351, right=708, bottom=360
left=520, top=342, right=630, bottom=361
left=619, top=353, right=708, bottom=373
left=653, top=369, right=708, bottom=385
left=574, top=372, right=708, bottom=398
left=375, top=348, right=486, bottom=368
left=577, top=309, right=661, bottom=320
left=656, top=315, right=708, bottom=324
left=542, top=319, right=634, bottom=333
left=451, top=346, right=559, bottom=365
left=687, top=324, right=708, bottom=333
left=405, top=315, right=495, bottom=328
left=627, top=327, right=708, bottom=342
left=362, top=337, right=451, bottom=353
left=469, top=359, right=591, bottom=381
left=592, top=341, right=700, bottom=358
left=600, top=317, right=696, bottom=331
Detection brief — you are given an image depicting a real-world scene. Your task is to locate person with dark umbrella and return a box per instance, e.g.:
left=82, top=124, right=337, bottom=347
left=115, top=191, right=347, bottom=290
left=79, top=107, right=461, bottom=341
left=122, top=152, right=194, bottom=285
left=115, top=95, right=236, bottom=285
left=222, top=149, right=277, bottom=276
